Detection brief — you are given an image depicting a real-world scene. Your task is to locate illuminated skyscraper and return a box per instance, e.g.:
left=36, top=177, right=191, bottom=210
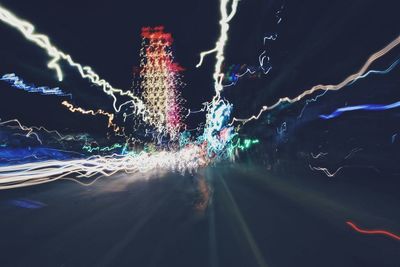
left=139, top=26, right=185, bottom=139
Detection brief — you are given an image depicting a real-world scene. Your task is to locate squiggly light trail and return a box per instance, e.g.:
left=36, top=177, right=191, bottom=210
left=1, top=73, right=71, bottom=98
left=346, top=221, right=400, bottom=241
left=61, top=101, right=122, bottom=134
left=309, top=164, right=344, bottom=177
left=196, top=0, right=239, bottom=97
left=310, top=152, right=328, bottom=159
left=0, top=4, right=146, bottom=114
left=231, top=35, right=400, bottom=125
left=222, top=5, right=283, bottom=88
left=235, top=138, right=259, bottom=151
left=348, top=57, right=400, bottom=85
left=309, top=164, right=380, bottom=178
left=0, top=119, right=68, bottom=144
left=82, top=143, right=123, bottom=153
left=298, top=90, right=328, bottom=118
left=299, top=58, right=400, bottom=118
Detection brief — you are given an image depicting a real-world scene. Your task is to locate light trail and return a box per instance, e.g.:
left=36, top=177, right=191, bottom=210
left=184, top=102, right=209, bottom=121
left=0, top=4, right=146, bottom=114
left=311, top=152, right=328, bottom=159
left=275, top=5, right=284, bottom=24
left=320, top=100, right=400, bottom=120
left=346, top=221, right=400, bottom=241
left=0, top=147, right=84, bottom=164
left=0, top=145, right=206, bottom=189
left=344, top=147, right=362, bottom=160
left=61, top=101, right=122, bottom=134
left=298, top=90, right=328, bottom=118
left=1, top=73, right=71, bottom=98
left=299, top=58, right=400, bottom=118
left=196, top=0, right=240, bottom=97
left=309, top=164, right=380, bottom=178
left=196, top=0, right=240, bottom=155
left=392, top=133, right=398, bottom=144
left=235, top=138, right=259, bottom=151
left=222, top=38, right=274, bottom=88
left=276, top=121, right=287, bottom=135
left=231, top=35, right=400, bottom=125
left=309, top=164, right=344, bottom=177
left=0, top=119, right=96, bottom=148
left=221, top=4, right=283, bottom=89
left=82, top=143, right=123, bottom=153
left=348, top=57, right=400, bottom=85
left=0, top=119, right=67, bottom=144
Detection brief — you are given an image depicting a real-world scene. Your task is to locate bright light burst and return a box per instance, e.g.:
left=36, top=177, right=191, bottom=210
left=0, top=0, right=244, bottom=189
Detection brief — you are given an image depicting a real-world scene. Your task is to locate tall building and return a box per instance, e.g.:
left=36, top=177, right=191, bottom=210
left=139, top=26, right=185, bottom=139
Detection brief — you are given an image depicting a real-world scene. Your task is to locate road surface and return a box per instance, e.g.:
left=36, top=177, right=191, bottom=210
left=0, top=162, right=398, bottom=267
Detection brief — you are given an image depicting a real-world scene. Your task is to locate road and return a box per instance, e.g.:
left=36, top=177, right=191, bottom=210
left=0, top=162, right=399, bottom=267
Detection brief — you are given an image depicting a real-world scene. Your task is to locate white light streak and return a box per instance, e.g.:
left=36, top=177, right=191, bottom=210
left=0, top=4, right=146, bottom=114
left=196, top=0, right=240, bottom=96
left=232, top=35, right=400, bottom=125
left=0, top=145, right=207, bottom=189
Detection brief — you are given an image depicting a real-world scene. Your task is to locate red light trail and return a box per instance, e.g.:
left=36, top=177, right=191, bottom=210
left=346, top=221, right=400, bottom=241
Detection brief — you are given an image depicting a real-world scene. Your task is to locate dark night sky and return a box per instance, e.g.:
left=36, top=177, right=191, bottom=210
left=0, top=0, right=399, bottom=138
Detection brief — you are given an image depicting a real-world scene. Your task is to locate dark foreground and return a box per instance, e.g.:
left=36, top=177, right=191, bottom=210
left=0, top=162, right=399, bottom=267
